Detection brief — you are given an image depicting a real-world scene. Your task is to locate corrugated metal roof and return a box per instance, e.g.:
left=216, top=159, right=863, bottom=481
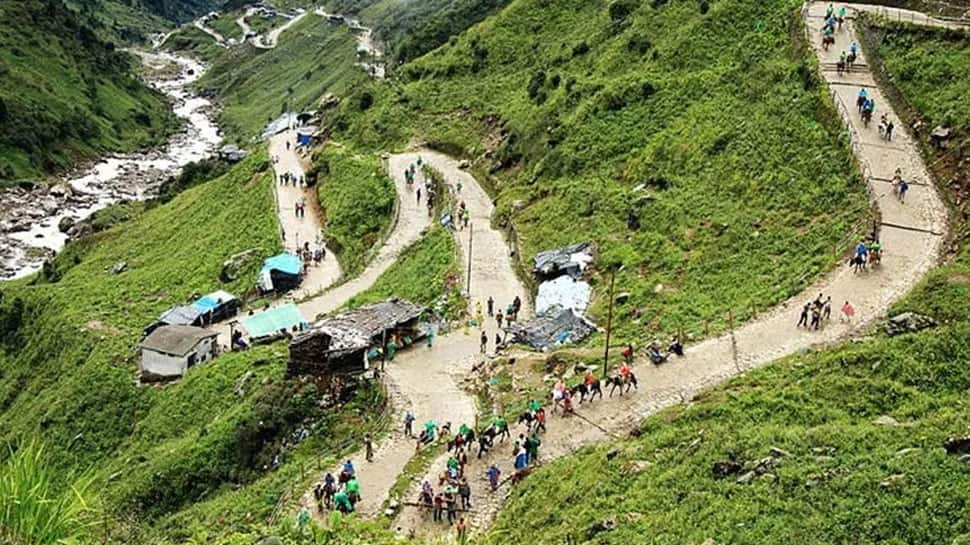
left=292, top=299, right=425, bottom=351
left=140, top=325, right=217, bottom=356
left=158, top=305, right=204, bottom=326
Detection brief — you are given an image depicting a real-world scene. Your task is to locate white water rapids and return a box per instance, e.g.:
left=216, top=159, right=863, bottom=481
left=0, top=49, right=222, bottom=280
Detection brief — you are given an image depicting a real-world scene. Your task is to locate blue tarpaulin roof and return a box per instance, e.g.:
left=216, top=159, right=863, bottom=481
left=261, top=253, right=302, bottom=276
left=192, top=290, right=236, bottom=312
left=242, top=303, right=307, bottom=340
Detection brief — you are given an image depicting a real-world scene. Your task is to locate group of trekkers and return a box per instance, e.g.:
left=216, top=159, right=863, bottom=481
left=297, top=240, right=327, bottom=270
left=821, top=4, right=848, bottom=51
left=404, top=157, right=441, bottom=218
left=797, top=292, right=856, bottom=330
left=478, top=295, right=524, bottom=353
left=850, top=236, right=883, bottom=272
left=311, top=456, right=364, bottom=514
left=276, top=170, right=307, bottom=187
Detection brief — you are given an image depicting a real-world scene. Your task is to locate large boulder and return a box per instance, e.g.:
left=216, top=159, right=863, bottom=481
left=58, top=216, right=75, bottom=234
left=885, top=312, right=936, bottom=336
left=221, top=248, right=262, bottom=283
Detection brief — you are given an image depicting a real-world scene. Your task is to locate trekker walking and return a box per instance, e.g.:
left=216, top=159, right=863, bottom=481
left=496, top=310, right=504, bottom=328
left=458, top=478, right=471, bottom=510
left=404, top=411, right=415, bottom=437
left=810, top=306, right=821, bottom=330
left=456, top=517, right=468, bottom=545
left=433, top=492, right=444, bottom=522
left=480, top=330, right=488, bottom=353
left=487, top=296, right=494, bottom=316
left=841, top=300, right=855, bottom=323
left=822, top=296, right=832, bottom=322
left=417, top=187, right=422, bottom=204
left=365, top=434, right=374, bottom=462
left=797, top=303, right=810, bottom=328
left=487, top=464, right=501, bottom=490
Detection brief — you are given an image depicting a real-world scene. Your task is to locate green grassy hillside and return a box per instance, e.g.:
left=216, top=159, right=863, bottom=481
left=310, top=146, right=395, bottom=277
left=0, top=0, right=178, bottom=187
left=480, top=19, right=970, bottom=545
left=198, top=14, right=364, bottom=139
left=325, top=0, right=513, bottom=64
left=0, top=152, right=387, bottom=543
left=323, top=0, right=867, bottom=342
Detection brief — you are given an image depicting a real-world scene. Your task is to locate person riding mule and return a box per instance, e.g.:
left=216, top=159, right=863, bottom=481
left=571, top=371, right=603, bottom=403
left=861, top=98, right=875, bottom=127
left=608, top=371, right=638, bottom=397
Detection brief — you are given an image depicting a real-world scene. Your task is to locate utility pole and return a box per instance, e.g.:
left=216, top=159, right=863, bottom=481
left=602, top=266, right=617, bottom=379
left=466, top=223, right=474, bottom=297
left=380, top=328, right=387, bottom=373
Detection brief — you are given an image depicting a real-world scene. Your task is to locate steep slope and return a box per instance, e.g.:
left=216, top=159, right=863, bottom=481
left=0, top=0, right=176, bottom=187
left=479, top=13, right=970, bottom=545
left=0, top=153, right=383, bottom=543
left=323, top=0, right=867, bottom=342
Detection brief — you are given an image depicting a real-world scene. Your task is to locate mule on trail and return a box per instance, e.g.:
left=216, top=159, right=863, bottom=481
left=571, top=379, right=603, bottom=404
left=608, top=373, right=638, bottom=397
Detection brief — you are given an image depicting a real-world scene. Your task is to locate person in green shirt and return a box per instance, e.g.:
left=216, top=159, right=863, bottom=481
left=456, top=180, right=463, bottom=193
left=525, top=433, right=542, bottom=464
left=334, top=490, right=353, bottom=513
left=447, top=455, right=460, bottom=473
left=421, top=420, right=437, bottom=444
left=528, top=399, right=541, bottom=413
left=296, top=506, right=310, bottom=528
left=385, top=339, right=398, bottom=361
left=346, top=477, right=361, bottom=505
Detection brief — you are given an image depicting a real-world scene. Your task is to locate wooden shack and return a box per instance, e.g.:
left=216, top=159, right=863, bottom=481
left=287, top=299, right=425, bottom=377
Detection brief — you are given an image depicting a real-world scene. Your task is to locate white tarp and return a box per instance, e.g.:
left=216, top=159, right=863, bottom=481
left=536, top=275, right=591, bottom=316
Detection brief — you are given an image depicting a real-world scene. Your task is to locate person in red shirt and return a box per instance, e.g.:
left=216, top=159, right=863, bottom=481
left=621, top=344, right=634, bottom=363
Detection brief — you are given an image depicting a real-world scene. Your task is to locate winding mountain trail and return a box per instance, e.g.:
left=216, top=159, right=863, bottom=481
left=193, top=19, right=228, bottom=47
left=263, top=1, right=953, bottom=538
left=255, top=10, right=308, bottom=49
left=302, top=2, right=951, bottom=539
left=296, top=151, right=530, bottom=521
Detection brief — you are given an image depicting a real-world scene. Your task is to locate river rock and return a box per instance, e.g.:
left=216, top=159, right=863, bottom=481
left=110, top=261, right=128, bottom=275
left=58, top=217, right=76, bottom=233
left=885, top=312, right=936, bottom=336
left=48, top=183, right=73, bottom=197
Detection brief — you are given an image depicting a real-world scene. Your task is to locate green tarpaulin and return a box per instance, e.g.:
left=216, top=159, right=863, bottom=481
left=242, top=304, right=307, bottom=340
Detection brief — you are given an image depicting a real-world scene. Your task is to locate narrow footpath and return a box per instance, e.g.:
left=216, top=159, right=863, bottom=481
left=269, top=131, right=341, bottom=299
left=193, top=20, right=228, bottom=47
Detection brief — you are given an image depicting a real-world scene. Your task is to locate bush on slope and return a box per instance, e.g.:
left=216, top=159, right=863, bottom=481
left=310, top=146, right=396, bottom=277
left=323, top=0, right=867, bottom=343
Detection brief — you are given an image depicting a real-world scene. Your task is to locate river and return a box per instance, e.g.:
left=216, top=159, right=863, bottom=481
left=0, top=49, right=221, bottom=280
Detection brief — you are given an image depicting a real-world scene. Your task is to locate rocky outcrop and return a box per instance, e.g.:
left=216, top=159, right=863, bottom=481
left=885, top=312, right=936, bottom=336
